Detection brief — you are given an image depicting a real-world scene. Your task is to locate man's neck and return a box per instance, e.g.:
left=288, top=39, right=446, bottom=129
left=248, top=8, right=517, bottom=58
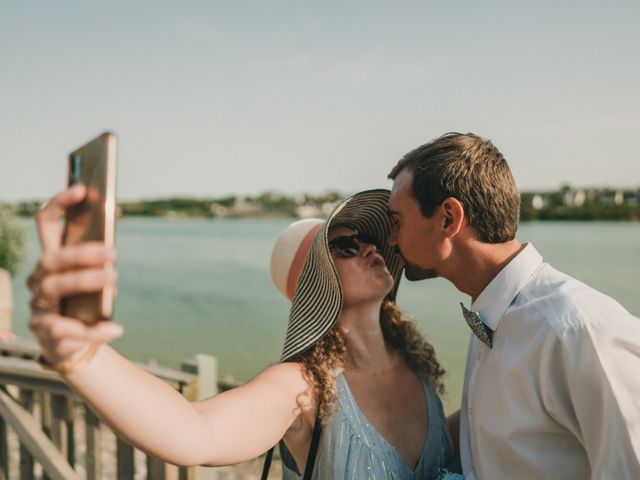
left=443, top=239, right=524, bottom=302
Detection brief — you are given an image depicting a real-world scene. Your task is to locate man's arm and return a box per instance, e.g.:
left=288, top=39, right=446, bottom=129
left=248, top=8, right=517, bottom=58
left=447, top=409, right=460, bottom=456
left=544, top=315, right=640, bottom=478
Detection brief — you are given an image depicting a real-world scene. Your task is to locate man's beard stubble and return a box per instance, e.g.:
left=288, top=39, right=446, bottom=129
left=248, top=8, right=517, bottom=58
left=393, top=247, right=439, bottom=281
left=404, top=263, right=439, bottom=281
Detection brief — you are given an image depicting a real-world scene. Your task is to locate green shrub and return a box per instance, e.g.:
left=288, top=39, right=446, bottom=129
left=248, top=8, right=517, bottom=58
left=0, top=206, right=26, bottom=276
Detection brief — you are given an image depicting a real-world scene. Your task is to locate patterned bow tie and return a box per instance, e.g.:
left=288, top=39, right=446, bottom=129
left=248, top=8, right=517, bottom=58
left=460, top=303, right=493, bottom=348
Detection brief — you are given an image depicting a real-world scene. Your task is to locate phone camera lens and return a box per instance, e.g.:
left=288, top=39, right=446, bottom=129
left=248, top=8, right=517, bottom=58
left=71, top=154, right=82, bottom=184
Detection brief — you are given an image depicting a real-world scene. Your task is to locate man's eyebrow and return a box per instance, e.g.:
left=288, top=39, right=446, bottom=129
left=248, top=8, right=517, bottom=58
left=387, top=208, right=400, bottom=217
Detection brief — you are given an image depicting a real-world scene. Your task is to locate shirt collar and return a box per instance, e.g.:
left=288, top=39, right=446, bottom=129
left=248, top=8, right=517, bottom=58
left=470, top=243, right=543, bottom=331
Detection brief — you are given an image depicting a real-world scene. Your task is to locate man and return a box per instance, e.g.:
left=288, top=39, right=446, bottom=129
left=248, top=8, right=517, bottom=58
left=387, top=132, right=640, bottom=479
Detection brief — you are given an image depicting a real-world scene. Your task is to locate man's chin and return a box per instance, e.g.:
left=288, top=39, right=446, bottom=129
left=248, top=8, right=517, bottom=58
left=404, top=264, right=439, bottom=281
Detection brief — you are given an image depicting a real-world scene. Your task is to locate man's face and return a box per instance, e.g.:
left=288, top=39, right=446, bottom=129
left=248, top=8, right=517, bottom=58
left=388, top=168, right=440, bottom=280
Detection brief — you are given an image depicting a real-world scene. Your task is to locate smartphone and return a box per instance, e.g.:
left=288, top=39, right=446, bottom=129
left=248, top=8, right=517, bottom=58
left=60, top=132, right=117, bottom=323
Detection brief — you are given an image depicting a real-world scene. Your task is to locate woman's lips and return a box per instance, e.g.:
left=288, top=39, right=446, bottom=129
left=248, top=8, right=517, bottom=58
left=369, top=255, right=386, bottom=269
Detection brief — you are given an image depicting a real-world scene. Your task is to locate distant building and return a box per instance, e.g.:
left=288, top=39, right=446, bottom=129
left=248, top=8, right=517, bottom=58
left=210, top=203, right=228, bottom=217
left=532, top=194, right=545, bottom=210
left=321, top=202, right=339, bottom=215
left=233, top=197, right=263, bottom=216
left=209, top=197, right=263, bottom=218
left=626, top=191, right=640, bottom=206
left=563, top=190, right=586, bottom=207
left=614, top=191, right=624, bottom=206
left=295, top=205, right=323, bottom=218
left=598, top=190, right=624, bottom=206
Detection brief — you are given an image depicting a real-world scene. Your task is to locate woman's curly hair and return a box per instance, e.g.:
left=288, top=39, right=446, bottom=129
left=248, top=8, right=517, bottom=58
left=289, top=299, right=446, bottom=422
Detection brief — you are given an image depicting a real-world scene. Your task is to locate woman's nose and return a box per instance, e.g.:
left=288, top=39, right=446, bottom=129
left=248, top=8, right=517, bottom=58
left=358, top=241, right=377, bottom=256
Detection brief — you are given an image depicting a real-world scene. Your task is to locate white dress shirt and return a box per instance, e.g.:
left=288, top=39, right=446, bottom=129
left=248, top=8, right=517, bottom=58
left=459, top=243, right=640, bottom=479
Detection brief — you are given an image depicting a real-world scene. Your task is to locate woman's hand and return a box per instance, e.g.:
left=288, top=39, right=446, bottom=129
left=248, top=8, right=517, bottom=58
left=25, top=186, right=311, bottom=467
left=27, top=185, right=123, bottom=368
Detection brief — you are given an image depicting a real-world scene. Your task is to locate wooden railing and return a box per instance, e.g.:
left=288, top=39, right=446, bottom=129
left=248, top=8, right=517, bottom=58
left=0, top=337, right=238, bottom=480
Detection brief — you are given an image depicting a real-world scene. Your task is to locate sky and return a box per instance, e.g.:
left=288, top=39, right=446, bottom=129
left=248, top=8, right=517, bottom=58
left=1, top=1, right=639, bottom=202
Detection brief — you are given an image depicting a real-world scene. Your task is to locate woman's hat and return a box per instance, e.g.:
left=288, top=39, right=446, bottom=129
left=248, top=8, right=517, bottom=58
left=270, top=189, right=404, bottom=361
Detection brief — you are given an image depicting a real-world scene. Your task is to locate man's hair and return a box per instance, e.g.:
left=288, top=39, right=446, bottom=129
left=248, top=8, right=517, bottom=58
left=388, top=132, right=520, bottom=243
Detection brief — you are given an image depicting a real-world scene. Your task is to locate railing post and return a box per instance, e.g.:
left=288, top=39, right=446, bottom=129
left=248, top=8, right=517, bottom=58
left=0, top=387, right=81, bottom=480
left=18, top=389, right=34, bottom=480
left=116, top=438, right=135, bottom=480
left=40, top=391, right=51, bottom=438
left=50, top=395, right=75, bottom=466
left=147, top=455, right=172, bottom=480
left=181, top=354, right=218, bottom=480
left=181, top=354, right=218, bottom=400
left=0, top=402, right=8, bottom=480
left=40, top=391, right=52, bottom=480
left=1, top=340, right=225, bottom=480
left=84, top=407, right=101, bottom=480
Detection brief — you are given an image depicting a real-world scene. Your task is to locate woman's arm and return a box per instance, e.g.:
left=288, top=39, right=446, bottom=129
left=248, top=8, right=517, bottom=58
left=28, top=186, right=311, bottom=466
left=65, top=346, right=308, bottom=466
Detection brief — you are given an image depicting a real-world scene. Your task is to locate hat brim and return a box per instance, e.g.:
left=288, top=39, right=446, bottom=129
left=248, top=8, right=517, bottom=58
left=280, top=189, right=404, bottom=361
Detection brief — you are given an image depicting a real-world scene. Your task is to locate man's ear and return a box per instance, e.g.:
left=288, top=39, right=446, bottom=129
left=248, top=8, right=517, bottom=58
left=440, top=197, right=465, bottom=238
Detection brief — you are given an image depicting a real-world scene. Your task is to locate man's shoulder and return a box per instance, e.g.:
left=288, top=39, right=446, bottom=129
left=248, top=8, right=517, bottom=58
left=513, top=262, right=634, bottom=335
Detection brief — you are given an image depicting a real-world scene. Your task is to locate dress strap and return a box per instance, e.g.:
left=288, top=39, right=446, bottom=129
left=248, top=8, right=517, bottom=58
left=303, top=411, right=322, bottom=479
left=261, top=404, right=323, bottom=480
left=260, top=446, right=274, bottom=480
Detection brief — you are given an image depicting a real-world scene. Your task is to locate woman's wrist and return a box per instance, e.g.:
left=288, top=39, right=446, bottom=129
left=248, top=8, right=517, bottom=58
left=37, top=343, right=101, bottom=375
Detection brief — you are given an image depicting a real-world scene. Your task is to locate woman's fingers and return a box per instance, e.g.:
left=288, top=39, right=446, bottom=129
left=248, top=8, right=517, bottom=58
left=45, top=338, right=91, bottom=363
left=36, top=184, right=87, bottom=252
left=40, top=242, right=116, bottom=273
left=28, top=224, right=116, bottom=311
left=30, top=186, right=122, bottom=365
left=29, top=312, right=123, bottom=363
left=39, top=268, right=117, bottom=299
left=31, top=312, right=123, bottom=342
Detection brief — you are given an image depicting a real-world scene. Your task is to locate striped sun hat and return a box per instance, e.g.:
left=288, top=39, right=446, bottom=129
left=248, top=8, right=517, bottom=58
left=270, top=189, right=404, bottom=362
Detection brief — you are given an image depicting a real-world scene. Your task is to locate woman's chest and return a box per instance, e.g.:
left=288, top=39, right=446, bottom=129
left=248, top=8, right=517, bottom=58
left=344, top=372, right=429, bottom=469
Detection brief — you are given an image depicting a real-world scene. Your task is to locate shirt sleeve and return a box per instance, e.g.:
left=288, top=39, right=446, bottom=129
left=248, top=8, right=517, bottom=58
left=544, top=312, right=640, bottom=478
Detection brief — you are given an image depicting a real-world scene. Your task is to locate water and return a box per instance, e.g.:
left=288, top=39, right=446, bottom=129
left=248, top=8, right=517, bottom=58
left=10, top=218, right=640, bottom=413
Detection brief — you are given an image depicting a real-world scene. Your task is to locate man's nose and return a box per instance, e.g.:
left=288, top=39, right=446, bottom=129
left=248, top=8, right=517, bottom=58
left=387, top=227, right=398, bottom=246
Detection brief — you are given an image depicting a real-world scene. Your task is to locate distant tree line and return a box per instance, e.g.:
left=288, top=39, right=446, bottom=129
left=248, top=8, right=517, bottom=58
left=0, top=206, right=26, bottom=276
left=520, top=186, right=640, bottom=221
left=5, top=186, right=640, bottom=221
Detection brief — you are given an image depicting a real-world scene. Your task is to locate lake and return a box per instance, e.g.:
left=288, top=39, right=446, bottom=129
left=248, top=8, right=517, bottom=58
left=10, top=218, right=640, bottom=413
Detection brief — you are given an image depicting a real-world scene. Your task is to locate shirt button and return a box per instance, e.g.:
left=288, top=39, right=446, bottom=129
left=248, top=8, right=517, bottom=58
left=476, top=351, right=482, bottom=361
left=468, top=406, right=473, bottom=416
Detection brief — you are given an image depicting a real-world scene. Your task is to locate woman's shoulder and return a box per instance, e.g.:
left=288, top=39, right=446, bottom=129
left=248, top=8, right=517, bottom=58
left=254, top=362, right=311, bottom=393
left=256, top=362, right=318, bottom=417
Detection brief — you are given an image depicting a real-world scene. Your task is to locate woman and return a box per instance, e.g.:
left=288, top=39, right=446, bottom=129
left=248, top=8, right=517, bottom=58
left=28, top=187, right=458, bottom=479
